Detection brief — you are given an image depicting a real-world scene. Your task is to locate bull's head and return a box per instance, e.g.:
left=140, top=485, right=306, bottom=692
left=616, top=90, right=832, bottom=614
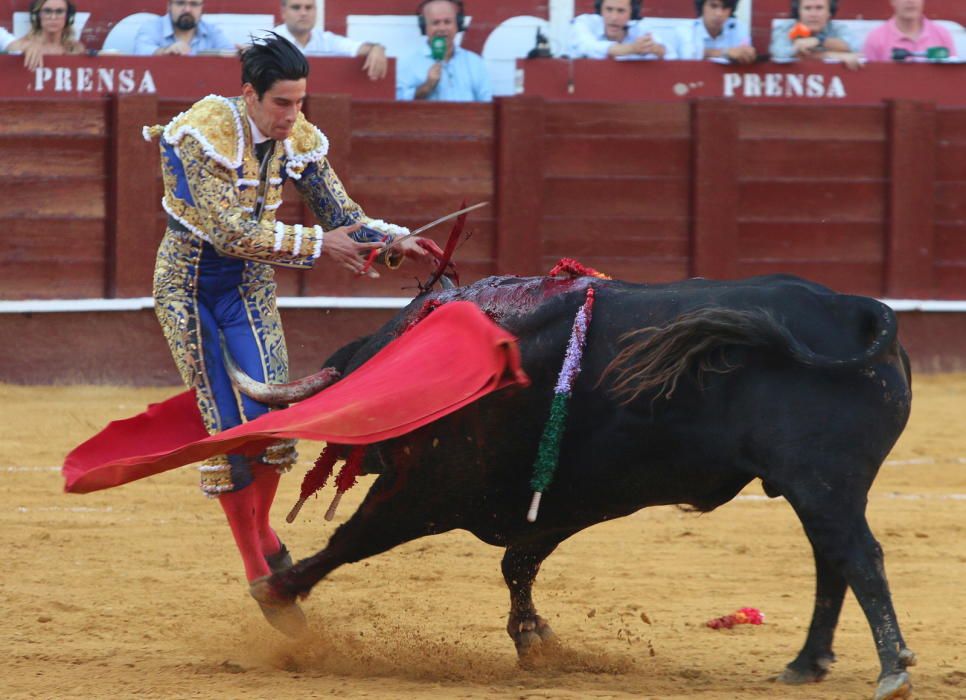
left=221, top=337, right=340, bottom=406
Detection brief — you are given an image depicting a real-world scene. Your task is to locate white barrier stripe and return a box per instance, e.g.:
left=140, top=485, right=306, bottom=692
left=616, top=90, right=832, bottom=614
left=882, top=299, right=966, bottom=312
left=0, top=296, right=413, bottom=313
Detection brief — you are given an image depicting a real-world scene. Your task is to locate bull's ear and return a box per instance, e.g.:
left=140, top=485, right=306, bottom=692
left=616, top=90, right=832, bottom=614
left=222, top=336, right=340, bottom=405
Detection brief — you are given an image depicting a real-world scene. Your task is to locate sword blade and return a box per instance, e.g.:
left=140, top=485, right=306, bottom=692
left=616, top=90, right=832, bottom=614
left=380, top=201, right=489, bottom=253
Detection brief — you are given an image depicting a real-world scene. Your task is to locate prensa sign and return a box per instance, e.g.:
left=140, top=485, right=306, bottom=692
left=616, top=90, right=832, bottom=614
left=723, top=72, right=847, bottom=99
left=33, top=66, right=157, bottom=94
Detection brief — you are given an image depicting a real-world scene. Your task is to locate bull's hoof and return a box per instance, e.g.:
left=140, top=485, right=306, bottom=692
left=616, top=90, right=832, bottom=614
left=898, top=648, right=918, bottom=668
left=512, top=617, right=559, bottom=665
left=874, top=671, right=911, bottom=700
left=250, top=576, right=307, bottom=638
left=776, top=654, right=835, bottom=684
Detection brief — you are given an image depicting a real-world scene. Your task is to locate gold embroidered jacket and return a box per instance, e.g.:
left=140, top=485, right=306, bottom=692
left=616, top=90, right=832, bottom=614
left=144, top=94, right=407, bottom=269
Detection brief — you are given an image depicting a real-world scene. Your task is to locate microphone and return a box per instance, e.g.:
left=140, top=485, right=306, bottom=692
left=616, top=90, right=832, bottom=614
left=430, top=35, right=447, bottom=61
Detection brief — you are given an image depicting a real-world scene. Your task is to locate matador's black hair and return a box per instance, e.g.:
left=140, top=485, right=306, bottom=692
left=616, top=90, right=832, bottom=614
left=241, top=32, right=310, bottom=98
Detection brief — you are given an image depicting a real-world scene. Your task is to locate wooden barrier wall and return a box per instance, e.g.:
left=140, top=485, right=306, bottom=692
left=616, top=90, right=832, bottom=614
left=1, top=95, right=964, bottom=302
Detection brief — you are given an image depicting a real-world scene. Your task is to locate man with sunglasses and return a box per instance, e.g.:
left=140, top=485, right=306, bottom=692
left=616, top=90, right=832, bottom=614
left=134, top=0, right=234, bottom=56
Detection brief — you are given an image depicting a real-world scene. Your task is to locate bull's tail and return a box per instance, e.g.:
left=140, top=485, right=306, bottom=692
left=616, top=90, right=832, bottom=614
left=603, top=298, right=898, bottom=406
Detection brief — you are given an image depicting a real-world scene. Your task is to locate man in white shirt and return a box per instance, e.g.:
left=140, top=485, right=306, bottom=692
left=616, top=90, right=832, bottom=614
left=273, top=0, right=388, bottom=80
left=569, top=0, right=670, bottom=59
left=673, top=0, right=756, bottom=63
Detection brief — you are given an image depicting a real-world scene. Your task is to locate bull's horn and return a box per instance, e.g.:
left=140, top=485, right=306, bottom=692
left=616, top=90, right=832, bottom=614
left=222, top=338, right=340, bottom=405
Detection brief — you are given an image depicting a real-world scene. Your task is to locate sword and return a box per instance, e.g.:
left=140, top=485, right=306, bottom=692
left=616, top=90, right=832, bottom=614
left=379, top=201, right=488, bottom=253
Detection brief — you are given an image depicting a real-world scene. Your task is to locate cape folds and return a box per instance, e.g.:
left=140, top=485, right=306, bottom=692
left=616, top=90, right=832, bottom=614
left=63, top=301, right=529, bottom=494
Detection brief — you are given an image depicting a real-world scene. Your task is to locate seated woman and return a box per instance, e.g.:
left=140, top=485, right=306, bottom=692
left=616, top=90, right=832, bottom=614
left=6, top=0, right=85, bottom=71
left=770, top=0, right=862, bottom=68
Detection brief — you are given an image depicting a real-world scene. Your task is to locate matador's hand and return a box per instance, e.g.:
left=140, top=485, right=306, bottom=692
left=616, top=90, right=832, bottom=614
left=323, top=223, right=383, bottom=278
left=396, top=236, right=434, bottom=261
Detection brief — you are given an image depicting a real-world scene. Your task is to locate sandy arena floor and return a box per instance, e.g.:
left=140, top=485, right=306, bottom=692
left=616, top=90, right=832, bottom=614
left=1, top=375, right=964, bottom=699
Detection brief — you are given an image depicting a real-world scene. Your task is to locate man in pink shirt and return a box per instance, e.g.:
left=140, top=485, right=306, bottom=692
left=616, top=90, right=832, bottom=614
left=863, top=0, right=957, bottom=60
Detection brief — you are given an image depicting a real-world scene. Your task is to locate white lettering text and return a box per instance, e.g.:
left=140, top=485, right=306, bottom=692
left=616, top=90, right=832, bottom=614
left=721, top=73, right=848, bottom=100
left=96, top=68, right=114, bottom=92
left=138, top=70, right=157, bottom=94
left=77, top=67, right=94, bottom=92
left=34, top=67, right=53, bottom=91
left=118, top=69, right=135, bottom=94
left=55, top=67, right=72, bottom=91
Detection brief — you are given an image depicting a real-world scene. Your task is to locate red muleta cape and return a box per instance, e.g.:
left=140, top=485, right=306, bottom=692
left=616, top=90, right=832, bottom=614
left=63, top=301, right=530, bottom=494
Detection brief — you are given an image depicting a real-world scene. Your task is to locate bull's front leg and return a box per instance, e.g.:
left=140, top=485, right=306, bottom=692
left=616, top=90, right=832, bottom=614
left=254, top=465, right=448, bottom=606
left=502, top=535, right=569, bottom=663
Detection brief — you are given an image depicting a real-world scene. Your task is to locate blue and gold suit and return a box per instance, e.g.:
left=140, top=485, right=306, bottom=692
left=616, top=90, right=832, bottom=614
left=145, top=95, right=407, bottom=497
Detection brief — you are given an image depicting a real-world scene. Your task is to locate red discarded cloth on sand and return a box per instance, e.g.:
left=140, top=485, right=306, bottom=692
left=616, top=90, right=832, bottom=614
left=63, top=301, right=529, bottom=494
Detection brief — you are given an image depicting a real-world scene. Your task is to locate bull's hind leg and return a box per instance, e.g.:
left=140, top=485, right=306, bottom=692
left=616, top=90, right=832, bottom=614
left=784, top=488, right=916, bottom=700
left=502, top=534, right=570, bottom=661
left=778, top=549, right=847, bottom=683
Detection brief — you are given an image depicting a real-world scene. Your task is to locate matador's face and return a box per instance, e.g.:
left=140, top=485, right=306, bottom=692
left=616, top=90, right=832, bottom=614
left=243, top=79, right=307, bottom=142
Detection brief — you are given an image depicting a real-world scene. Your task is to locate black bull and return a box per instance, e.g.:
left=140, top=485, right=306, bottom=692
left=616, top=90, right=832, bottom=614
left=265, top=273, right=915, bottom=699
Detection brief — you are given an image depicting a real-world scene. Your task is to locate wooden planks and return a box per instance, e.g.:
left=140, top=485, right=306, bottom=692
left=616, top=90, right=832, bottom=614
left=934, top=107, right=966, bottom=298
left=110, top=95, right=160, bottom=298
left=730, top=103, right=889, bottom=294
left=538, top=100, right=691, bottom=278
left=545, top=101, right=690, bottom=138
left=739, top=105, right=886, bottom=141
left=739, top=222, right=883, bottom=262
left=1, top=96, right=963, bottom=302
left=739, top=140, right=886, bottom=180
left=692, top=100, right=739, bottom=280
left=738, top=180, right=886, bottom=222
left=0, top=100, right=107, bottom=137
left=0, top=135, right=106, bottom=178
left=0, top=219, right=106, bottom=299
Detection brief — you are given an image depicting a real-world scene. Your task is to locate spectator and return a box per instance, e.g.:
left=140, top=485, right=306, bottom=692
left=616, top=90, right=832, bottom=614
left=863, top=0, right=956, bottom=61
left=673, top=0, right=756, bottom=63
left=770, top=0, right=860, bottom=64
left=273, top=0, right=388, bottom=80
left=6, top=0, right=84, bottom=71
left=396, top=0, right=492, bottom=102
left=134, top=0, right=233, bottom=56
left=568, top=0, right=670, bottom=60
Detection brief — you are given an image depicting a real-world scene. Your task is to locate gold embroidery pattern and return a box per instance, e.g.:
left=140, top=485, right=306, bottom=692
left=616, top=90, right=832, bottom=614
left=153, top=228, right=223, bottom=435
left=295, top=158, right=370, bottom=229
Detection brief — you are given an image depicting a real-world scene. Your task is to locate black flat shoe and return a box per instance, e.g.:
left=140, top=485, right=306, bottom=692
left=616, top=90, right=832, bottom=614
left=265, top=542, right=293, bottom=574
